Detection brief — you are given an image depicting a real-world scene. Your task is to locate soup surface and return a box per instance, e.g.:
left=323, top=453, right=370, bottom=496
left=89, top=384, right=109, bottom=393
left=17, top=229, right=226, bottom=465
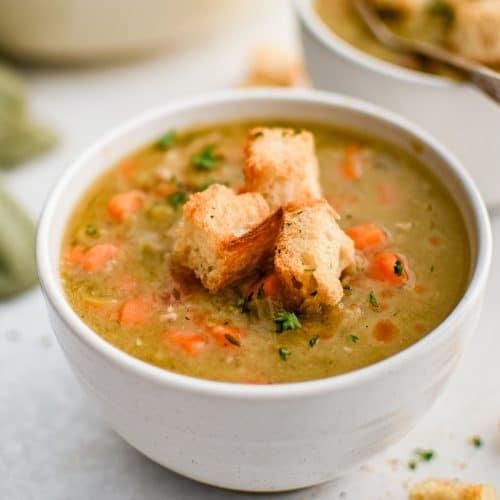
left=316, top=0, right=499, bottom=77
left=61, top=120, right=469, bottom=383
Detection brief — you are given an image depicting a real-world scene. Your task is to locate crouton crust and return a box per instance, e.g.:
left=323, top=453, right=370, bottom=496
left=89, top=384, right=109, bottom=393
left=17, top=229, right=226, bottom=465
left=172, top=184, right=282, bottom=293
left=274, top=199, right=355, bottom=313
left=243, top=127, right=322, bottom=211
left=410, top=478, right=497, bottom=500
left=450, top=1, right=500, bottom=65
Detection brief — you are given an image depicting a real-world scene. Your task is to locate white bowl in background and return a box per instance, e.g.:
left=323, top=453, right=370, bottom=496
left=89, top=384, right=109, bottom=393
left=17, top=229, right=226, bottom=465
left=294, top=0, right=500, bottom=209
left=0, top=0, right=254, bottom=63
left=37, top=89, right=491, bottom=492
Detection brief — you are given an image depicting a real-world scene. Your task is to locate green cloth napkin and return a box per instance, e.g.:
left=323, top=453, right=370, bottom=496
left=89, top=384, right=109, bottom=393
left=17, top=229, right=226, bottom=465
left=0, top=61, right=56, bottom=298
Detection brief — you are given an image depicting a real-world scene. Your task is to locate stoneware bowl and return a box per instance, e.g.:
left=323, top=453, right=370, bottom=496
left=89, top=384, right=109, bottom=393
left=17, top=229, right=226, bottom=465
left=294, top=0, right=500, bottom=209
left=37, top=89, right=491, bottom=492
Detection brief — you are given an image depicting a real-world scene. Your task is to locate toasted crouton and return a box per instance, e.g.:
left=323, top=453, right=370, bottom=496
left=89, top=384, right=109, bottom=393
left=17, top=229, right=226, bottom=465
left=243, top=127, right=322, bottom=211
left=172, top=184, right=282, bottom=293
left=274, top=199, right=355, bottom=313
left=410, top=478, right=497, bottom=500
left=450, top=1, right=500, bottom=65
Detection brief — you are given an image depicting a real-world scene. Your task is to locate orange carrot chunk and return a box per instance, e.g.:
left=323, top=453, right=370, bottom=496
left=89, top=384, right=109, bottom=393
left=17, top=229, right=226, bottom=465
left=377, top=183, right=399, bottom=206
left=341, top=144, right=362, bottom=180
left=346, top=223, right=388, bottom=251
left=250, top=273, right=282, bottom=299
left=108, top=190, right=144, bottom=222
left=366, top=252, right=408, bottom=285
left=64, top=245, right=86, bottom=267
left=120, top=296, right=153, bottom=326
left=81, top=243, right=119, bottom=272
left=166, top=332, right=206, bottom=354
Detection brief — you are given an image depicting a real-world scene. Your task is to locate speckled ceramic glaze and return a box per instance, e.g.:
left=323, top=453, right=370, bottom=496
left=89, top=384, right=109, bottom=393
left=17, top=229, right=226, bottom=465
left=37, top=90, right=491, bottom=492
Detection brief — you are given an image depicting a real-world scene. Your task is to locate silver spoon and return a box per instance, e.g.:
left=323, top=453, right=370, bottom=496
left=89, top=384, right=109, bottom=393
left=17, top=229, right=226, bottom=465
left=354, top=0, right=500, bottom=104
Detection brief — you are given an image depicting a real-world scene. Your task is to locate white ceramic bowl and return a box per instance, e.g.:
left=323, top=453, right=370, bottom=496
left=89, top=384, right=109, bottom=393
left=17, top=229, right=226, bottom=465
left=295, top=0, right=500, bottom=209
left=37, top=89, right=491, bottom=492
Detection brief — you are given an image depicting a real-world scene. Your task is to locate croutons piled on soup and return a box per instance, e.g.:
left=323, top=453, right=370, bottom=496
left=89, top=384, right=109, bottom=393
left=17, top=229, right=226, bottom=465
left=61, top=120, right=469, bottom=383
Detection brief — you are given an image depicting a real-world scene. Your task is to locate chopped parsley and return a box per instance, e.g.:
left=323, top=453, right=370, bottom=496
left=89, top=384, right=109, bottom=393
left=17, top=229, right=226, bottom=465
left=348, top=335, right=359, bottom=343
left=309, top=335, right=320, bottom=347
left=252, top=130, right=264, bottom=138
left=156, top=130, right=176, bottom=149
left=296, top=210, right=303, bottom=215
left=471, top=436, right=483, bottom=448
left=430, top=265, right=435, bottom=273
left=369, top=290, right=379, bottom=309
left=237, top=292, right=253, bottom=314
left=408, top=461, right=417, bottom=471
left=192, top=144, right=222, bottom=171
left=427, top=0, right=454, bottom=24
left=276, top=311, right=301, bottom=332
left=85, top=224, right=97, bottom=236
left=257, top=283, right=265, bottom=300
left=279, top=347, right=291, bottom=361
left=394, top=259, right=403, bottom=277
left=168, top=191, right=188, bottom=209
left=224, top=334, right=240, bottom=347
left=416, top=449, right=435, bottom=462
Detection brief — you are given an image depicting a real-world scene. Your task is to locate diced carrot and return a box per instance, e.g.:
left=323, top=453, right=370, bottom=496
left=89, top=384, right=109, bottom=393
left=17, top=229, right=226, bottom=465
left=250, top=273, right=282, bottom=299
left=166, top=331, right=206, bottom=354
left=346, top=223, right=388, bottom=251
left=373, top=319, right=399, bottom=343
left=208, top=324, right=242, bottom=348
left=120, top=161, right=137, bottom=178
left=155, top=182, right=177, bottom=197
left=341, top=144, right=362, bottom=180
left=116, top=276, right=138, bottom=293
left=108, top=190, right=144, bottom=222
left=366, top=252, right=408, bottom=285
left=120, top=296, right=153, bottom=326
left=64, top=245, right=86, bottom=267
left=81, top=243, right=119, bottom=272
left=377, top=183, right=399, bottom=206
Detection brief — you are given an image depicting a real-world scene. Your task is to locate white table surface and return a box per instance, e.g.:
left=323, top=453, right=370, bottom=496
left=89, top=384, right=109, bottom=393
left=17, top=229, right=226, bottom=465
left=2, top=2, right=499, bottom=498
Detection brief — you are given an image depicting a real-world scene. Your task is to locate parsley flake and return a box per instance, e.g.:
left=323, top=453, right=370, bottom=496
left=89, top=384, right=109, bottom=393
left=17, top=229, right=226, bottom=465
left=408, top=461, right=417, bottom=471
left=279, top=347, right=291, bottom=361
left=348, top=335, right=359, bottom=343
left=276, top=311, right=301, bottom=332
left=168, top=191, right=188, bottom=209
left=416, top=449, right=435, bottom=462
left=192, top=144, right=222, bottom=171
left=394, top=259, right=403, bottom=277
left=369, top=290, right=379, bottom=309
left=224, top=334, right=240, bottom=347
left=309, top=335, right=320, bottom=347
left=471, top=436, right=483, bottom=448
left=156, top=130, right=176, bottom=149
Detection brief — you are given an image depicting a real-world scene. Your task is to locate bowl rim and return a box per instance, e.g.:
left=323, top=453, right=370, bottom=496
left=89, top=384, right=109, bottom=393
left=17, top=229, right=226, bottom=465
left=294, top=0, right=465, bottom=89
left=37, top=88, right=491, bottom=400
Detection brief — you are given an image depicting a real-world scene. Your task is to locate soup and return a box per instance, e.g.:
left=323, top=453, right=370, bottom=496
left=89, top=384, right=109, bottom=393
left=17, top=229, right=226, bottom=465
left=61, top=120, right=469, bottom=384
left=316, top=0, right=500, bottom=78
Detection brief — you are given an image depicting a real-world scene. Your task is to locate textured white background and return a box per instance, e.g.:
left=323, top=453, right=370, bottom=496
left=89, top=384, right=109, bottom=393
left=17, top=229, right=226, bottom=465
left=1, top=2, right=499, bottom=498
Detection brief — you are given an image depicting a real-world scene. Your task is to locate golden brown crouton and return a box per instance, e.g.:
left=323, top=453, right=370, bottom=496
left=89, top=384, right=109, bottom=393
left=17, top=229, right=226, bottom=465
left=274, top=199, right=355, bottom=313
left=172, top=184, right=282, bottom=293
left=243, top=127, right=322, bottom=211
left=450, top=1, right=500, bottom=65
left=245, top=43, right=309, bottom=88
left=410, top=478, right=497, bottom=500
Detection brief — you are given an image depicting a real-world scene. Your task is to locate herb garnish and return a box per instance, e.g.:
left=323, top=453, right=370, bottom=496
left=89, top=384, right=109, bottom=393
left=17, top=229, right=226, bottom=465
left=369, top=290, right=379, bottom=309
left=279, top=347, right=291, bottom=361
left=471, top=436, right=483, bottom=448
left=85, top=224, right=97, bottom=236
left=309, top=335, right=320, bottom=347
left=225, top=334, right=240, bottom=347
left=394, top=259, right=403, bottom=277
left=430, top=265, right=435, bottom=273
left=257, top=283, right=265, bottom=300
left=408, top=461, right=417, bottom=471
left=168, top=191, right=188, bottom=209
left=237, top=292, right=253, bottom=313
left=252, top=130, right=264, bottom=139
left=348, top=335, right=359, bottom=343
left=416, top=449, right=435, bottom=462
left=192, top=144, right=222, bottom=171
left=156, top=130, right=176, bottom=149
left=427, top=0, right=454, bottom=24
left=276, top=311, right=301, bottom=332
